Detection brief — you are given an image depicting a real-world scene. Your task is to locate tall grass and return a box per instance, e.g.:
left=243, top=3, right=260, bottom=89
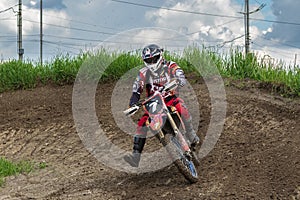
left=0, top=47, right=299, bottom=97
left=181, top=47, right=299, bottom=96
left=214, top=49, right=300, bottom=96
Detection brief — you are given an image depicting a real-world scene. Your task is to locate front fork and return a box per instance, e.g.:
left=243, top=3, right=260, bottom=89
left=156, top=111, right=191, bottom=159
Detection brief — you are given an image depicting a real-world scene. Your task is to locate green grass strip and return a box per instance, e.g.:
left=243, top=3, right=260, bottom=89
left=0, top=157, right=34, bottom=187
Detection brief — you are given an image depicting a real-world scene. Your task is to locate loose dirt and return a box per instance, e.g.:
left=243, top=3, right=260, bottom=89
left=0, top=78, right=299, bottom=199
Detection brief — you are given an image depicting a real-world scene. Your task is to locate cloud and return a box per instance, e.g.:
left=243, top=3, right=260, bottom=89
left=254, top=42, right=299, bottom=67
left=250, top=0, right=300, bottom=64
left=132, top=28, right=191, bottom=48
left=23, top=9, right=69, bottom=35
left=0, top=1, right=22, bottom=59
left=145, top=0, right=246, bottom=48
left=0, top=1, right=70, bottom=60
left=24, top=0, right=66, bottom=10
left=143, top=0, right=299, bottom=64
left=1, top=0, right=298, bottom=64
left=266, top=1, right=300, bottom=46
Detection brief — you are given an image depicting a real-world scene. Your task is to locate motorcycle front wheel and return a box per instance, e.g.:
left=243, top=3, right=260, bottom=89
left=160, top=134, right=199, bottom=183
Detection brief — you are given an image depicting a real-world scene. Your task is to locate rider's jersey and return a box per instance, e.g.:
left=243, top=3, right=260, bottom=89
left=129, top=60, right=186, bottom=106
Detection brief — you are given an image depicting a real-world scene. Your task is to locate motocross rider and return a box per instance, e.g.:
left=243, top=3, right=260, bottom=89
left=124, top=44, right=200, bottom=167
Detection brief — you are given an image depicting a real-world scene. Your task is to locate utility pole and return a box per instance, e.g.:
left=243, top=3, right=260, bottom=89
left=17, top=0, right=24, bottom=61
left=40, top=0, right=43, bottom=65
left=245, top=0, right=250, bottom=55
left=239, top=1, right=266, bottom=55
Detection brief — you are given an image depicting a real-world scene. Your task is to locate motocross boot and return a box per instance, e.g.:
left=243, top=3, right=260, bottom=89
left=124, top=136, right=146, bottom=167
left=183, top=118, right=200, bottom=148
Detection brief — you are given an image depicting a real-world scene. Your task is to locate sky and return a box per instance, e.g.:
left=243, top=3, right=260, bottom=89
left=0, top=0, right=299, bottom=66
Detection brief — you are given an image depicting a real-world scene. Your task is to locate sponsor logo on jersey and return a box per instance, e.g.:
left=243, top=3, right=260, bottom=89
left=153, top=77, right=167, bottom=84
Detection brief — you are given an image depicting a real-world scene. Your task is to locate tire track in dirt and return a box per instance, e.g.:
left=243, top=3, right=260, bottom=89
left=0, top=81, right=299, bottom=199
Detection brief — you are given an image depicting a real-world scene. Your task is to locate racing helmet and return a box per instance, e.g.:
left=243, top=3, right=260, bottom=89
left=142, top=44, right=164, bottom=73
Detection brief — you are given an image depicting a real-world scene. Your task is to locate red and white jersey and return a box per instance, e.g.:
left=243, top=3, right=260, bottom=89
left=130, top=60, right=186, bottom=106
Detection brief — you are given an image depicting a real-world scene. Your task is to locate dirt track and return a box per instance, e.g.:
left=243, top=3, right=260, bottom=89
left=0, top=78, right=299, bottom=199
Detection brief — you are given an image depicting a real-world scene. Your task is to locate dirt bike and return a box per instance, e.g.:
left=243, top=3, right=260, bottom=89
left=123, top=80, right=199, bottom=183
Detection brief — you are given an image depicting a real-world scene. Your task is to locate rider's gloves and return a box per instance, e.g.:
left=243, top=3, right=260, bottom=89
left=175, top=69, right=187, bottom=87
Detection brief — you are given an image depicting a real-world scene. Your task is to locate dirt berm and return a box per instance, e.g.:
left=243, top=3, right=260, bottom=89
left=0, top=78, right=299, bottom=199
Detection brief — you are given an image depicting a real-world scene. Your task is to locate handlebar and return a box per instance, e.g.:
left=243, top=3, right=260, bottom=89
left=123, top=80, right=179, bottom=117
left=163, top=79, right=179, bottom=92
left=123, top=104, right=140, bottom=116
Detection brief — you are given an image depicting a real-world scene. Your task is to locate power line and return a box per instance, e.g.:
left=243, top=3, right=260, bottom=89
left=0, top=40, right=16, bottom=43
left=44, top=34, right=104, bottom=42
left=22, top=37, right=199, bottom=50
left=24, top=18, right=240, bottom=43
left=43, top=35, right=177, bottom=46
left=22, top=19, right=207, bottom=43
left=43, top=40, right=88, bottom=50
left=208, top=19, right=242, bottom=32
left=33, top=41, right=79, bottom=55
left=111, top=0, right=300, bottom=27
left=22, top=39, right=91, bottom=47
left=250, top=17, right=300, bottom=26
left=201, top=35, right=245, bottom=49
left=0, top=4, right=18, bottom=14
left=44, top=33, right=234, bottom=45
left=173, top=18, right=242, bottom=39
left=0, top=34, right=39, bottom=38
left=111, top=0, right=243, bottom=20
left=0, top=34, right=225, bottom=48
left=253, top=0, right=263, bottom=5
left=217, top=35, right=245, bottom=48
left=23, top=18, right=116, bottom=36
left=41, top=33, right=246, bottom=50
left=0, top=17, right=15, bottom=21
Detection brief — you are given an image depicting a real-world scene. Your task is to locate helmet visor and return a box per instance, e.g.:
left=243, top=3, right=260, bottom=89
left=144, top=55, right=160, bottom=64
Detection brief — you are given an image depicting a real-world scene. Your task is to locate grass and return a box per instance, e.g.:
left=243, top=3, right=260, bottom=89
left=38, top=162, right=47, bottom=169
left=0, top=47, right=299, bottom=97
left=182, top=47, right=300, bottom=97
left=0, top=157, right=35, bottom=187
left=216, top=49, right=300, bottom=96
left=0, top=158, right=48, bottom=187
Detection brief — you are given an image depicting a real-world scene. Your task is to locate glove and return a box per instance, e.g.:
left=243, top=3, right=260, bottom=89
left=175, top=69, right=186, bottom=87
